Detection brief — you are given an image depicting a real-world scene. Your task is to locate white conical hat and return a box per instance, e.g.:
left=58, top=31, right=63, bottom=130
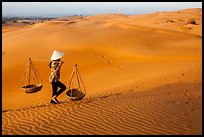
left=50, top=50, right=64, bottom=61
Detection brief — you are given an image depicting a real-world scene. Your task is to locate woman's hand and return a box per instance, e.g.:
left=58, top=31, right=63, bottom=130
left=58, top=61, right=64, bottom=67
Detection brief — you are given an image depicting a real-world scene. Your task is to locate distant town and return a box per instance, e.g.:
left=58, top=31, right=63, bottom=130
left=2, top=16, right=55, bottom=25
left=2, top=15, right=85, bottom=25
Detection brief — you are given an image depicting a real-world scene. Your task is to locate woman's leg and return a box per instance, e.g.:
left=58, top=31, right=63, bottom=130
left=50, top=82, right=59, bottom=103
left=51, top=82, right=58, bottom=97
left=56, top=81, right=66, bottom=97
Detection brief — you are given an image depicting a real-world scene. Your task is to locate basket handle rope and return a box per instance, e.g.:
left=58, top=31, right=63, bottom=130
left=68, top=65, right=76, bottom=97
left=28, top=58, right=32, bottom=85
left=21, top=58, right=43, bottom=90
left=30, top=58, right=43, bottom=84
left=76, top=66, right=81, bottom=92
left=75, top=65, right=86, bottom=94
left=68, top=64, right=86, bottom=96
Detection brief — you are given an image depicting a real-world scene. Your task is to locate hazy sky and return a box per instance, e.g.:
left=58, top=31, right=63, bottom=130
left=2, top=2, right=202, bottom=17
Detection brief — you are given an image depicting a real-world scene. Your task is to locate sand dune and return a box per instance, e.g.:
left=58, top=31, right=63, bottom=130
left=2, top=82, right=202, bottom=135
left=2, top=8, right=202, bottom=135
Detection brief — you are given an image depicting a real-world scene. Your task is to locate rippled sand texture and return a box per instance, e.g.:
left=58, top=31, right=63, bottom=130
left=2, top=83, right=202, bottom=135
left=2, top=8, right=202, bottom=135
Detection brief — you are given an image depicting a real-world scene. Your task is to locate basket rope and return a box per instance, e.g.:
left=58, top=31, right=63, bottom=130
left=68, top=64, right=86, bottom=98
left=21, top=58, right=43, bottom=91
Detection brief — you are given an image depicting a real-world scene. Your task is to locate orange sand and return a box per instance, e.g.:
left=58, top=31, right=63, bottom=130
left=2, top=8, right=202, bottom=135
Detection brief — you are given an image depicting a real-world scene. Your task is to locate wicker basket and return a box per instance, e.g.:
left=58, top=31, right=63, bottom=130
left=66, top=88, right=86, bottom=101
left=21, top=84, right=43, bottom=93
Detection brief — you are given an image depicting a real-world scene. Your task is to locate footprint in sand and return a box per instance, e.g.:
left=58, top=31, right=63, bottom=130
left=185, top=101, right=190, bottom=104
left=166, top=84, right=170, bottom=87
left=177, top=73, right=184, bottom=82
left=184, top=93, right=190, bottom=96
left=178, top=81, right=182, bottom=83
left=179, top=73, right=184, bottom=76
left=90, top=49, right=96, bottom=54
left=188, top=108, right=194, bottom=111
left=107, top=60, right=112, bottom=64
left=117, top=65, right=121, bottom=69
left=174, top=101, right=181, bottom=105
left=100, top=55, right=105, bottom=59
left=137, top=80, right=144, bottom=86
left=134, top=80, right=144, bottom=89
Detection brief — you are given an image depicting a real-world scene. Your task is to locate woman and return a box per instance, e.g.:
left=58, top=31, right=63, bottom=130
left=49, top=50, right=66, bottom=104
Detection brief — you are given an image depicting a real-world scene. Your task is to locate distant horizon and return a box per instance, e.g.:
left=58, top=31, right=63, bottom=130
left=2, top=7, right=202, bottom=18
left=2, top=2, right=202, bottom=17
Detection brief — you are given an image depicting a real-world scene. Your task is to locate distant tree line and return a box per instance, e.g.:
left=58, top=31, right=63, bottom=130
left=2, top=16, right=55, bottom=25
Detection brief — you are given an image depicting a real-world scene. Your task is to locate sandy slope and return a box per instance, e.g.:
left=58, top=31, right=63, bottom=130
left=2, top=8, right=202, bottom=135
left=2, top=83, right=202, bottom=135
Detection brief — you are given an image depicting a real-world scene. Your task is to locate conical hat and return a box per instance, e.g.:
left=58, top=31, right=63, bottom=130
left=50, top=50, right=64, bottom=61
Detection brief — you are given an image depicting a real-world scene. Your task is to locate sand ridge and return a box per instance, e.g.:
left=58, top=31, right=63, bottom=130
left=2, top=82, right=201, bottom=135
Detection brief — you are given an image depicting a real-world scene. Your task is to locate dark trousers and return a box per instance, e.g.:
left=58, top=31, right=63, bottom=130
left=51, top=81, right=66, bottom=97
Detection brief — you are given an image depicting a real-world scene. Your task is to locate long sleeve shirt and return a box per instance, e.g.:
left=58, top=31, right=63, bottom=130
left=49, top=60, right=62, bottom=83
